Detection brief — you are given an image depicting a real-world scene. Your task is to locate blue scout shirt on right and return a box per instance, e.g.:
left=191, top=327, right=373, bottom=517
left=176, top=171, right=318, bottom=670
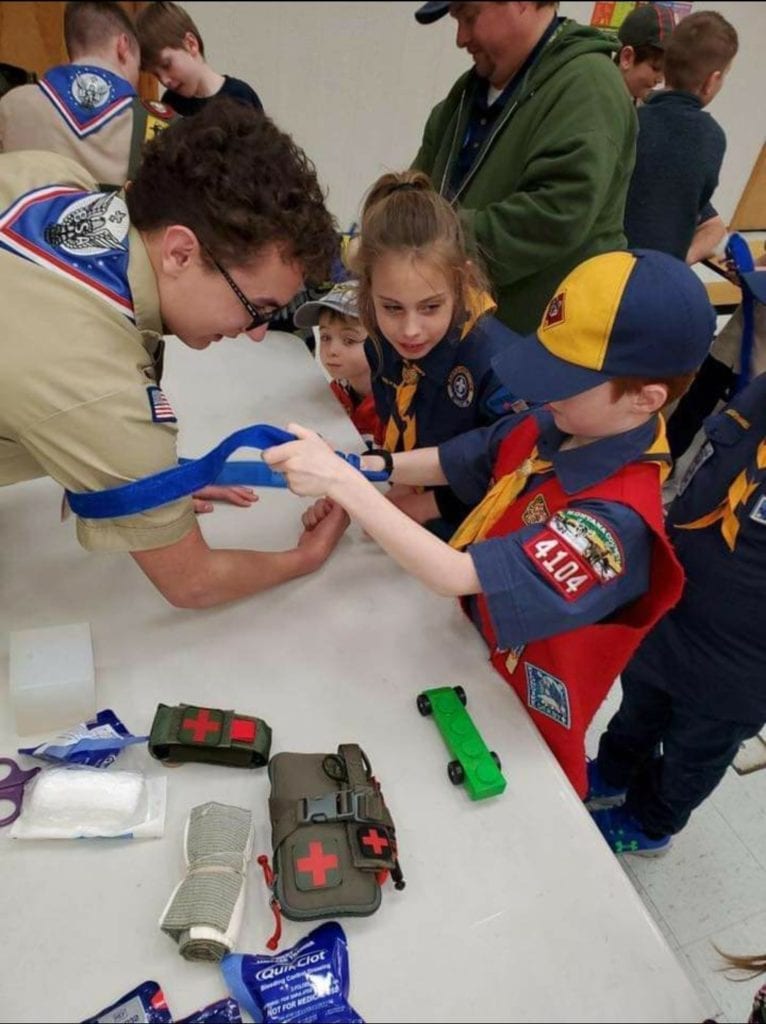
left=438, top=408, right=655, bottom=648
left=658, top=372, right=766, bottom=722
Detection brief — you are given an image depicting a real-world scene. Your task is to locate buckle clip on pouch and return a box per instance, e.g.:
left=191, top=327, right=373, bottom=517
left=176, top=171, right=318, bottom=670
left=262, top=744, right=404, bottom=943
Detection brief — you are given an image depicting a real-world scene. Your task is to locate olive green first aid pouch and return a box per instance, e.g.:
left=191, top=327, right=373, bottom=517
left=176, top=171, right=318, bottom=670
left=268, top=744, right=404, bottom=921
left=148, top=703, right=272, bottom=768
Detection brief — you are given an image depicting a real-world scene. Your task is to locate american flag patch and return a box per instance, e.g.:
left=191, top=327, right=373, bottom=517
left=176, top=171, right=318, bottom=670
left=147, top=386, right=177, bottom=423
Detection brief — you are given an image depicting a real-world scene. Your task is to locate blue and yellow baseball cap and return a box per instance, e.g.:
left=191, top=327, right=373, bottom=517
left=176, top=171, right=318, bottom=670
left=492, top=250, right=716, bottom=402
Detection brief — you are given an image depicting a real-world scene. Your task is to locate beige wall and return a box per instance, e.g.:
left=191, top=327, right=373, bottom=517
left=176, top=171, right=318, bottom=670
left=184, top=1, right=764, bottom=230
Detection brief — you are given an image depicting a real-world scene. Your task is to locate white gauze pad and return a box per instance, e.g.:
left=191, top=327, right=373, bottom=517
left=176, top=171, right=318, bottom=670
left=11, top=767, right=147, bottom=837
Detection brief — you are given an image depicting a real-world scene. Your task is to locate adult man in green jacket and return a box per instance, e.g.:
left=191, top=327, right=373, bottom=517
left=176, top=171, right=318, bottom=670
left=412, top=2, right=636, bottom=334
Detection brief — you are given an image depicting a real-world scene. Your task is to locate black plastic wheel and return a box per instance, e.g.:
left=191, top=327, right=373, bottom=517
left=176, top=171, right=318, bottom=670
left=416, top=693, right=433, bottom=716
left=448, top=759, right=465, bottom=785
left=491, top=751, right=502, bottom=771
left=453, top=685, right=467, bottom=706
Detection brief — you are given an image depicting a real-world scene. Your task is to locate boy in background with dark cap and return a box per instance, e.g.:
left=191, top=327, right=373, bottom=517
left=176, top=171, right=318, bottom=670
left=614, top=3, right=675, bottom=103
left=264, top=249, right=716, bottom=801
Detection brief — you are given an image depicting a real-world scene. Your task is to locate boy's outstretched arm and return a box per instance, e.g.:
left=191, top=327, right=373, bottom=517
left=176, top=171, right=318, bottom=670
left=264, top=424, right=481, bottom=597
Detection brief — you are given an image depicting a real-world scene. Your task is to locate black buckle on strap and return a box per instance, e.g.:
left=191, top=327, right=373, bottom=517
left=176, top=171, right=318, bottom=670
left=298, top=789, right=365, bottom=824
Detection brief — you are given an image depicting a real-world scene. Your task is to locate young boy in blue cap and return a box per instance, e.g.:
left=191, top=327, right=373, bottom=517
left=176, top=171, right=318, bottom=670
left=265, top=249, right=715, bottom=799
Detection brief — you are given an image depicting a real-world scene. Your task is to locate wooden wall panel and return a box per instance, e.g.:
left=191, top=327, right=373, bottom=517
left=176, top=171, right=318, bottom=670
left=730, top=145, right=766, bottom=232
left=0, top=3, right=68, bottom=73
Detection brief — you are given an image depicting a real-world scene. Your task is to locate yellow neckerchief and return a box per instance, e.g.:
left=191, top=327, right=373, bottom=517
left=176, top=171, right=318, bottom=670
left=383, top=360, right=424, bottom=452
left=675, top=435, right=766, bottom=552
left=643, top=414, right=673, bottom=486
left=383, top=288, right=497, bottom=453
left=449, top=415, right=672, bottom=551
left=460, top=288, right=496, bottom=339
left=449, top=447, right=554, bottom=549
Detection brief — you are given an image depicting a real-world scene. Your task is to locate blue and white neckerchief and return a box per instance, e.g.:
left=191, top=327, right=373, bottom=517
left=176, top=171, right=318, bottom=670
left=0, top=185, right=134, bottom=321
left=38, top=64, right=135, bottom=138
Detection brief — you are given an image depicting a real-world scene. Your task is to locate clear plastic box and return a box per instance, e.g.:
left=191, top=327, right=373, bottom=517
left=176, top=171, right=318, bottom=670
left=9, top=622, right=96, bottom=736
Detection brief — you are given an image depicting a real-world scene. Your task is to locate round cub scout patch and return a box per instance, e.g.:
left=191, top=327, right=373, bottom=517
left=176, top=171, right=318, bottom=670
left=447, top=365, right=475, bottom=408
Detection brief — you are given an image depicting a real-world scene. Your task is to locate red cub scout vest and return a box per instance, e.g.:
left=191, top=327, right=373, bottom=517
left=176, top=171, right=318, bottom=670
left=467, top=416, right=684, bottom=798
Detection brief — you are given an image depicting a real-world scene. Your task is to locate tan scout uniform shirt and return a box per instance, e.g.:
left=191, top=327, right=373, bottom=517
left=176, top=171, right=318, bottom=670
left=0, top=67, right=173, bottom=187
left=0, top=151, right=195, bottom=552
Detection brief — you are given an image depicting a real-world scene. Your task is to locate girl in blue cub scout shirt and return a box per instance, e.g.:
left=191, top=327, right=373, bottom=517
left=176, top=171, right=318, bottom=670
left=351, top=170, right=525, bottom=537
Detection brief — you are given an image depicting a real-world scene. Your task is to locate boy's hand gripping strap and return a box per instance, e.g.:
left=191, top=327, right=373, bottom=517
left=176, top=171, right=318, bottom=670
left=65, top=423, right=389, bottom=519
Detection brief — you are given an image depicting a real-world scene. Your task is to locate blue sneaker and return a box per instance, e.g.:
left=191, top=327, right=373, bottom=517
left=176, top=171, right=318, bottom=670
left=585, top=759, right=627, bottom=810
left=591, top=806, right=671, bottom=857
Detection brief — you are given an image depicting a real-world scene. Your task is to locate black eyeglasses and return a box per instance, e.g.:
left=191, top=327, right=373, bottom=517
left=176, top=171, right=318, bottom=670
left=207, top=251, right=283, bottom=331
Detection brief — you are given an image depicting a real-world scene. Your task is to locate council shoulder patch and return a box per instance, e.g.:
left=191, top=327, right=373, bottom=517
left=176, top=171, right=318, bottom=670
left=147, top=386, right=177, bottom=423
left=447, top=365, right=475, bottom=408
left=549, top=509, right=624, bottom=582
left=525, top=663, right=570, bottom=728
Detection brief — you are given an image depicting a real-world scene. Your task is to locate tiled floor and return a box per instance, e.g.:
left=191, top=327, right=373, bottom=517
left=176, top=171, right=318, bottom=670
left=587, top=687, right=766, bottom=1024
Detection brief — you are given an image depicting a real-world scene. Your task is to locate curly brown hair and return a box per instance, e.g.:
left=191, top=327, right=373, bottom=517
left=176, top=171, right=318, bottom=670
left=126, top=98, right=338, bottom=283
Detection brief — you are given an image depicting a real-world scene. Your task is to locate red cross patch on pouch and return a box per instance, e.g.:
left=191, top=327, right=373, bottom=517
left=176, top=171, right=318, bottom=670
left=179, top=706, right=223, bottom=745
left=294, top=838, right=342, bottom=890
left=357, top=825, right=394, bottom=863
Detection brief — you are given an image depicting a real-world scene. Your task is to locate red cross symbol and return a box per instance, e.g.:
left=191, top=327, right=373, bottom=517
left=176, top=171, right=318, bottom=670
left=360, top=828, right=390, bottom=856
left=182, top=707, right=220, bottom=742
left=296, top=841, right=338, bottom=886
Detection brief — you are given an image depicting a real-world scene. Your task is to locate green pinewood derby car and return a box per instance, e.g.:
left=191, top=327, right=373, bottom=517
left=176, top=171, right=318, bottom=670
left=416, top=686, right=506, bottom=800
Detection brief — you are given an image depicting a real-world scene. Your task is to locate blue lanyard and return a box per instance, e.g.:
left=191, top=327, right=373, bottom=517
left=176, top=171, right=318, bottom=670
left=726, top=233, right=756, bottom=394
left=65, top=424, right=388, bottom=520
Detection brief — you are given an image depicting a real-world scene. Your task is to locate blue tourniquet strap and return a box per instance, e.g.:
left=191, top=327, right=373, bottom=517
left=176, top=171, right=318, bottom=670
left=726, top=233, right=756, bottom=394
left=65, top=423, right=389, bottom=520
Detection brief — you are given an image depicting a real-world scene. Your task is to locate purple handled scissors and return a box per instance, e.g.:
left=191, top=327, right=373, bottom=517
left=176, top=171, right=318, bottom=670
left=0, top=758, right=40, bottom=826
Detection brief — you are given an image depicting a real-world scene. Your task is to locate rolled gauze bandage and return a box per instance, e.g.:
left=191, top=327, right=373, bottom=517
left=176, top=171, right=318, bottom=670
left=159, top=801, right=254, bottom=962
